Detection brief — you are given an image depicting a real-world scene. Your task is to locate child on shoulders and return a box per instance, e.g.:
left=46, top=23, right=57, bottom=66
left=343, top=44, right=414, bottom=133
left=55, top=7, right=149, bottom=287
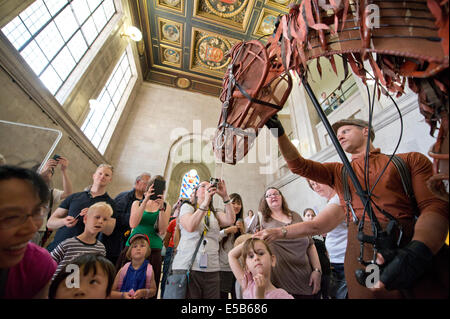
left=229, top=237, right=293, bottom=299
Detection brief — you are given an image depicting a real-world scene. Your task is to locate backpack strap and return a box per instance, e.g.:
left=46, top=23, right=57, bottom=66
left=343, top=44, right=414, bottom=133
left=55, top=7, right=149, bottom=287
left=341, top=166, right=359, bottom=225
left=341, top=155, right=419, bottom=224
left=117, top=262, right=131, bottom=290
left=390, top=155, right=420, bottom=218
left=145, top=263, right=154, bottom=290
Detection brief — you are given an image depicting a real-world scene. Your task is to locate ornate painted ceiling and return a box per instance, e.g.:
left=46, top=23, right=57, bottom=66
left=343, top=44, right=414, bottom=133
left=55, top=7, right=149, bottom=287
left=129, top=0, right=296, bottom=96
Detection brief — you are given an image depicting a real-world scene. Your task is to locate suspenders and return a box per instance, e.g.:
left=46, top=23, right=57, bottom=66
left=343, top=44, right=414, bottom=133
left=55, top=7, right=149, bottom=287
left=341, top=154, right=419, bottom=225
left=341, top=155, right=417, bottom=270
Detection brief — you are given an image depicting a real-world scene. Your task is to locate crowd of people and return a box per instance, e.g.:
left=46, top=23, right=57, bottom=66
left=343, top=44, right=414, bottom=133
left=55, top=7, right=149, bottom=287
left=0, top=115, right=448, bottom=300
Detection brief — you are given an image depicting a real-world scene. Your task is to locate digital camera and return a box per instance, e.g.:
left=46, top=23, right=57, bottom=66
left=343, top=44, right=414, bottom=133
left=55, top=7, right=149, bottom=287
left=209, top=177, right=220, bottom=188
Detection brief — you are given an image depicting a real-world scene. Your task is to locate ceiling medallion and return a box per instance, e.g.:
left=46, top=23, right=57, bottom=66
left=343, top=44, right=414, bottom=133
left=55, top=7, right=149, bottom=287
left=196, top=35, right=232, bottom=70
left=176, top=77, right=191, bottom=89
left=164, top=48, right=180, bottom=63
left=260, top=14, right=277, bottom=35
left=204, top=0, right=249, bottom=18
left=162, top=23, right=180, bottom=42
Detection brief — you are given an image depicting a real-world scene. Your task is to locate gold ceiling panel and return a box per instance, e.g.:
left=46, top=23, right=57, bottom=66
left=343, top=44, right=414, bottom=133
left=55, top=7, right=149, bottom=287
left=132, top=1, right=292, bottom=96
left=264, top=0, right=295, bottom=12
left=193, top=0, right=256, bottom=31
left=158, top=17, right=183, bottom=47
left=160, top=44, right=182, bottom=68
left=190, top=28, right=239, bottom=77
left=156, top=0, right=185, bottom=14
left=253, top=8, right=279, bottom=38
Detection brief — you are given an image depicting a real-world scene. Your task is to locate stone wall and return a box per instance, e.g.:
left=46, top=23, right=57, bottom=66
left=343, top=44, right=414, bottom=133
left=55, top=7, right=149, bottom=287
left=107, top=82, right=267, bottom=212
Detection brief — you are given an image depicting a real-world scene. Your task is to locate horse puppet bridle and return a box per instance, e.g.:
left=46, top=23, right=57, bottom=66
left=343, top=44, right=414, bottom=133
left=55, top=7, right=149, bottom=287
left=213, top=40, right=292, bottom=165
left=213, top=0, right=449, bottom=289
left=215, top=0, right=449, bottom=198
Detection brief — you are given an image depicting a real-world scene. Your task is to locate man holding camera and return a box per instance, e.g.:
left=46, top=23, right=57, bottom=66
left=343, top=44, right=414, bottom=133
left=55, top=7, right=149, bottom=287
left=256, top=116, right=448, bottom=299
left=46, top=164, right=116, bottom=252
left=31, top=155, right=73, bottom=247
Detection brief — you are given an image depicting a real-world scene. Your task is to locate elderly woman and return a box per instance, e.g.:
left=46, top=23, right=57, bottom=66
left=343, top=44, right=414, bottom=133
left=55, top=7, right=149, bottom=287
left=170, top=179, right=235, bottom=299
left=256, top=187, right=322, bottom=299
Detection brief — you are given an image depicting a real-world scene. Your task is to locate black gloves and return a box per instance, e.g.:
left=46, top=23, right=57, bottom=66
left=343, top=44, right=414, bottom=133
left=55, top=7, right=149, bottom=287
left=379, top=240, right=433, bottom=290
left=265, top=114, right=285, bottom=138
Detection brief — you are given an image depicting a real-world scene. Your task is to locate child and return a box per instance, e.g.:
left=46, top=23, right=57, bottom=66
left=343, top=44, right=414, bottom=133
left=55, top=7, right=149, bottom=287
left=48, top=253, right=116, bottom=299
left=228, top=237, right=293, bottom=299
left=110, top=233, right=157, bottom=299
left=0, top=165, right=57, bottom=298
left=50, top=202, right=113, bottom=279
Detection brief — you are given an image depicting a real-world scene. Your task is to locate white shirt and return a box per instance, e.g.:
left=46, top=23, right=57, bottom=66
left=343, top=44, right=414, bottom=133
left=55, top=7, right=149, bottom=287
left=318, top=194, right=348, bottom=264
left=171, top=203, right=221, bottom=272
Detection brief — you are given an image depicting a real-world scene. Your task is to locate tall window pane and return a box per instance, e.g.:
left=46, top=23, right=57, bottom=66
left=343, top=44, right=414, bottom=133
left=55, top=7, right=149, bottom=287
left=81, top=50, right=133, bottom=150
left=67, top=31, right=87, bottom=62
left=54, top=6, right=78, bottom=41
left=20, top=1, right=51, bottom=35
left=72, top=0, right=90, bottom=24
left=20, top=40, right=48, bottom=74
left=44, top=0, right=67, bottom=16
left=1, top=0, right=116, bottom=97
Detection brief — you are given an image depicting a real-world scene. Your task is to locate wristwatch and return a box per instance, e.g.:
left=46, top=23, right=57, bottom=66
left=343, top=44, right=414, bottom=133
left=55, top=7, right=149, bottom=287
left=313, top=268, right=322, bottom=274
left=281, top=226, right=288, bottom=238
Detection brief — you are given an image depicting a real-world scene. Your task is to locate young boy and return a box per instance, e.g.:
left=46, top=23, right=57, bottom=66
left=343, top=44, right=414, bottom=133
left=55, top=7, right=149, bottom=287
left=49, top=254, right=116, bottom=299
left=50, top=202, right=113, bottom=279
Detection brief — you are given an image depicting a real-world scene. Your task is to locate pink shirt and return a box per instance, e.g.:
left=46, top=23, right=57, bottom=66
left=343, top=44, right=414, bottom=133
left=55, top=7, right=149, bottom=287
left=242, top=274, right=294, bottom=299
left=4, top=242, right=57, bottom=299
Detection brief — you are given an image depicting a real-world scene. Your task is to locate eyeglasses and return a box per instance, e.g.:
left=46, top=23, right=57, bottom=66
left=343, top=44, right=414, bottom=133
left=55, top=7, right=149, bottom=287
left=0, top=208, right=45, bottom=229
left=265, top=193, right=280, bottom=198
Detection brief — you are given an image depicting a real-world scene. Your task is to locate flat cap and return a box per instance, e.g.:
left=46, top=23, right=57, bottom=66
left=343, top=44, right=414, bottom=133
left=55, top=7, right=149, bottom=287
left=331, top=118, right=375, bottom=141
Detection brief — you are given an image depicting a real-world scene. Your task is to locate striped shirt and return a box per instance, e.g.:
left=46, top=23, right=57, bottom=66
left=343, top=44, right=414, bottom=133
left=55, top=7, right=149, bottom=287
left=51, top=237, right=106, bottom=279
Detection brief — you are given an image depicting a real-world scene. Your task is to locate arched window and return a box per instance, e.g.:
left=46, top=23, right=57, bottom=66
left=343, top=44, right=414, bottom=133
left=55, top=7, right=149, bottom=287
left=179, top=169, right=199, bottom=199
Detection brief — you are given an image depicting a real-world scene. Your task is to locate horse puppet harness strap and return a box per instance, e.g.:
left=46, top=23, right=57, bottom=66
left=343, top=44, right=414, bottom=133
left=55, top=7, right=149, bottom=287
left=213, top=40, right=293, bottom=165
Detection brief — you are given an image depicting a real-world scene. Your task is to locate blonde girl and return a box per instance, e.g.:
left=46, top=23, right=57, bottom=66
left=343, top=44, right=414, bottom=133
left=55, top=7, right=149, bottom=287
left=228, top=237, right=293, bottom=299
left=111, top=233, right=156, bottom=299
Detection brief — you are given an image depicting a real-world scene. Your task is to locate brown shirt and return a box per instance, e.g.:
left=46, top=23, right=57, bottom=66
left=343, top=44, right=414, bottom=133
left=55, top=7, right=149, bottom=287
left=262, top=213, right=314, bottom=296
left=286, top=149, right=448, bottom=223
left=286, top=149, right=449, bottom=299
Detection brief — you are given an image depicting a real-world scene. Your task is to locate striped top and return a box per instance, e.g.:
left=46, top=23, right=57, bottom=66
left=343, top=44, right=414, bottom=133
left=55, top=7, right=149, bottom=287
left=50, top=237, right=106, bottom=279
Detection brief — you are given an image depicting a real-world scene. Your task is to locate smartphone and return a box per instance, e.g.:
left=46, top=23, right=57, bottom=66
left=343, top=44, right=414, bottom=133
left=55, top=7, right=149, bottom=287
left=73, top=212, right=82, bottom=220
left=52, top=154, right=61, bottom=161
left=150, top=179, right=166, bottom=200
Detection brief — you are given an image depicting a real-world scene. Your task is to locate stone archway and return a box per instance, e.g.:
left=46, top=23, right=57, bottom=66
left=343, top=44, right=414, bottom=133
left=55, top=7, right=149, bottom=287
left=166, top=162, right=212, bottom=205
left=163, top=132, right=216, bottom=205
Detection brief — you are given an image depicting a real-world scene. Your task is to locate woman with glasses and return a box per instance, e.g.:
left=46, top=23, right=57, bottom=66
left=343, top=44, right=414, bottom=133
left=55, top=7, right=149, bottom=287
left=168, top=179, right=235, bottom=299
left=0, top=165, right=57, bottom=299
left=256, top=187, right=322, bottom=299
